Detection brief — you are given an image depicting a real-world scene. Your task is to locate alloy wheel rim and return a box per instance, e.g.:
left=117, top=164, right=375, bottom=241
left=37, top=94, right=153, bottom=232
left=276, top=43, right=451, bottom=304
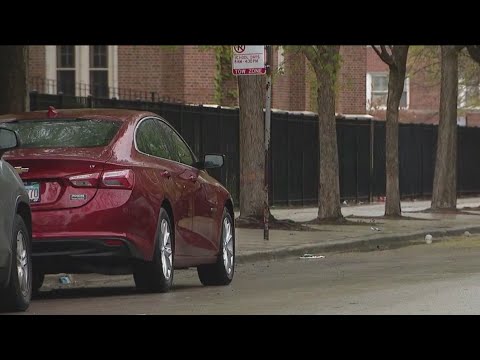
left=222, top=218, right=234, bottom=276
left=16, top=231, right=29, bottom=296
left=160, top=219, right=173, bottom=280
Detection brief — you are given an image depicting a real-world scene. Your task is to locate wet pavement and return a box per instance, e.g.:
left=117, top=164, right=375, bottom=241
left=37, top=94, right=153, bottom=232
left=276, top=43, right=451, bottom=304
left=5, top=197, right=480, bottom=315
left=15, top=234, right=480, bottom=314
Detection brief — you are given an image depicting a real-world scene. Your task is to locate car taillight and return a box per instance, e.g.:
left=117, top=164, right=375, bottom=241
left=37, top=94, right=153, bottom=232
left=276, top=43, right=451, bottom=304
left=69, top=172, right=100, bottom=188
left=101, top=169, right=134, bottom=189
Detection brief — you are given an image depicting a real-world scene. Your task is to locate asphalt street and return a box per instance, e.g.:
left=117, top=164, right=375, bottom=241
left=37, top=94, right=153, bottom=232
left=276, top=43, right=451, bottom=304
left=10, top=235, right=480, bottom=315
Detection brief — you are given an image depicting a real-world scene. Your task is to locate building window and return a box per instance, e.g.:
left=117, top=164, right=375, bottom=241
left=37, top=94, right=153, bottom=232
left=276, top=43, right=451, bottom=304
left=46, top=45, right=118, bottom=98
left=89, top=45, right=109, bottom=98
left=458, top=79, right=480, bottom=108
left=366, top=72, right=409, bottom=110
left=56, top=46, right=76, bottom=96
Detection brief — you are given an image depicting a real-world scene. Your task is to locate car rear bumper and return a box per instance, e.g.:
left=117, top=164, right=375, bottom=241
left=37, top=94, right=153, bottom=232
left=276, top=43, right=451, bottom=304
left=30, top=188, right=157, bottom=261
left=32, top=237, right=144, bottom=275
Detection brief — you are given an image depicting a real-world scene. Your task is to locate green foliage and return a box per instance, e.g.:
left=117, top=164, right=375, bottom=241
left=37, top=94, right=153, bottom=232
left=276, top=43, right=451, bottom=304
left=408, top=46, right=480, bottom=109
left=295, top=46, right=341, bottom=84
left=214, top=46, right=237, bottom=105
left=305, top=60, right=318, bottom=112
left=407, top=45, right=441, bottom=83
left=289, top=46, right=342, bottom=112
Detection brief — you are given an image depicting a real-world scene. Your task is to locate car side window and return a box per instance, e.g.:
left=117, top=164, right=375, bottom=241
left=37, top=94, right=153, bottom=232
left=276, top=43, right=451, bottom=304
left=159, top=122, right=195, bottom=166
left=136, top=119, right=171, bottom=160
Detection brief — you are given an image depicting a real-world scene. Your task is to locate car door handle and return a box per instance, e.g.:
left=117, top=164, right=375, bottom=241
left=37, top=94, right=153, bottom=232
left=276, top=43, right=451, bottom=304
left=189, top=175, right=197, bottom=182
left=160, top=170, right=171, bottom=179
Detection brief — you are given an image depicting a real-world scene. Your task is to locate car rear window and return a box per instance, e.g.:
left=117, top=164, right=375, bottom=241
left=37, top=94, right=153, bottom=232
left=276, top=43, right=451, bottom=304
left=0, top=118, right=122, bottom=148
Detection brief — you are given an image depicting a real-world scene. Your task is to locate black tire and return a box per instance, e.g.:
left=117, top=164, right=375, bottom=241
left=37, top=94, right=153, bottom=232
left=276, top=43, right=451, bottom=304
left=134, top=207, right=174, bottom=293
left=197, top=208, right=235, bottom=286
left=0, top=215, right=32, bottom=312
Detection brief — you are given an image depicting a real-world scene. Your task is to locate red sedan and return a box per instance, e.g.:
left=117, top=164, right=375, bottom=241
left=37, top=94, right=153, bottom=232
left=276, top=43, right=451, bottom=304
left=0, top=108, right=235, bottom=293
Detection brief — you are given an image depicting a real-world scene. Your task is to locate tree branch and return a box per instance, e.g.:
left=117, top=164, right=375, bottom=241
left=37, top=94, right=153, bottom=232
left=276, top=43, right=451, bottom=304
left=467, top=45, right=480, bottom=64
left=301, top=46, right=319, bottom=68
left=371, top=45, right=383, bottom=58
left=371, top=45, right=394, bottom=66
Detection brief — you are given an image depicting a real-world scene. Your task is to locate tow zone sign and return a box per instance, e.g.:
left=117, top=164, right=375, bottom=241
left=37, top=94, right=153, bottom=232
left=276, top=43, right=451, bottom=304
left=232, top=45, right=266, bottom=75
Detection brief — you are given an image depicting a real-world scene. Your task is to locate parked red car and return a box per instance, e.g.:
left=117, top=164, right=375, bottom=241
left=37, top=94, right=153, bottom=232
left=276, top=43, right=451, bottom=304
left=0, top=108, right=235, bottom=293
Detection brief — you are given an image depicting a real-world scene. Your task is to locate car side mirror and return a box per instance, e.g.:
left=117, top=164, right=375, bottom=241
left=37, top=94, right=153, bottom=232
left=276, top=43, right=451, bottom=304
left=197, top=154, right=224, bottom=170
left=0, top=128, right=19, bottom=157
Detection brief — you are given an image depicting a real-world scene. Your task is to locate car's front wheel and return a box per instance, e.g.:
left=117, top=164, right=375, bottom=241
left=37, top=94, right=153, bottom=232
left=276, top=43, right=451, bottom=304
left=134, top=207, right=174, bottom=293
left=0, top=215, right=32, bottom=312
left=197, top=208, right=235, bottom=286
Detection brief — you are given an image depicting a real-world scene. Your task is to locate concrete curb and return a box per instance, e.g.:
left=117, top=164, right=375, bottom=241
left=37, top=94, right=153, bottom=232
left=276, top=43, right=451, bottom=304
left=235, top=225, right=480, bottom=264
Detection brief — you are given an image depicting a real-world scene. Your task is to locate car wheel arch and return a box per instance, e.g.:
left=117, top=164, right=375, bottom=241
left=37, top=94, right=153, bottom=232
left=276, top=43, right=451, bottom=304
left=222, top=198, right=235, bottom=250
left=224, top=198, right=234, bottom=224
left=15, top=201, right=32, bottom=238
left=160, top=197, right=175, bottom=243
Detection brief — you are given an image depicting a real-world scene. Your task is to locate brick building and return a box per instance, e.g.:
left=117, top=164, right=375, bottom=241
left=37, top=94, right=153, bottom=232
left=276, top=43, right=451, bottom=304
left=27, top=45, right=480, bottom=124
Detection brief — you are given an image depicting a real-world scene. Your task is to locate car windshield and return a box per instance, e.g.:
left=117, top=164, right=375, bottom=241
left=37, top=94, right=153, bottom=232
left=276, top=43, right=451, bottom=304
left=0, top=118, right=122, bottom=148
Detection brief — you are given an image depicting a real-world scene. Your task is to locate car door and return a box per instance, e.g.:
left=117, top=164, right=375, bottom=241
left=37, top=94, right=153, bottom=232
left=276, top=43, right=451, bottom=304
left=160, top=122, right=217, bottom=258
left=134, top=118, right=195, bottom=258
left=191, top=169, right=220, bottom=256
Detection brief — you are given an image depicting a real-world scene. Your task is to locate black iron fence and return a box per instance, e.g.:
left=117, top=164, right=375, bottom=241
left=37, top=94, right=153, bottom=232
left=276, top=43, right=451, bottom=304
left=29, top=77, right=184, bottom=103
left=29, top=91, right=480, bottom=206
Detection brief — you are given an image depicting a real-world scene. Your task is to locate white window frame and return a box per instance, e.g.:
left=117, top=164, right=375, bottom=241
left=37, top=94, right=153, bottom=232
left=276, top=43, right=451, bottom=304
left=366, top=72, right=410, bottom=110
left=45, top=45, right=118, bottom=98
left=277, top=46, right=285, bottom=75
left=458, top=78, right=480, bottom=109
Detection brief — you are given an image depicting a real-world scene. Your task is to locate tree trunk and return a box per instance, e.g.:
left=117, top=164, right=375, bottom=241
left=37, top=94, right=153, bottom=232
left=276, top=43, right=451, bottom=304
left=384, top=47, right=408, bottom=216
left=0, top=46, right=29, bottom=114
left=238, top=75, right=266, bottom=219
left=431, top=46, right=458, bottom=210
left=315, top=45, right=342, bottom=220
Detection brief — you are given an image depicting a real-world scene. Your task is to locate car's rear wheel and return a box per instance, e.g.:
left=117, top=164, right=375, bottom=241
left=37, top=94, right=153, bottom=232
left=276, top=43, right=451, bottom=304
left=0, top=215, right=32, bottom=312
left=134, top=207, right=174, bottom=293
left=197, top=208, right=235, bottom=286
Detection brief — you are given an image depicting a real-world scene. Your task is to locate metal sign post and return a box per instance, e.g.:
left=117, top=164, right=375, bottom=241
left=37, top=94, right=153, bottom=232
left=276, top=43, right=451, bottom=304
left=263, top=45, right=272, bottom=241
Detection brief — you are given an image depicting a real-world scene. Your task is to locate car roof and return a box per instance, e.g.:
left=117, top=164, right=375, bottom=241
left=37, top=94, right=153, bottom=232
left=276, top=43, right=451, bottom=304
left=0, top=108, right=159, bottom=123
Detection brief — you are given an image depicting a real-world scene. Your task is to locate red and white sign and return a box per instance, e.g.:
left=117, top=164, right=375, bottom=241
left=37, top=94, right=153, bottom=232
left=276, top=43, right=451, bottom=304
left=232, top=45, right=266, bottom=75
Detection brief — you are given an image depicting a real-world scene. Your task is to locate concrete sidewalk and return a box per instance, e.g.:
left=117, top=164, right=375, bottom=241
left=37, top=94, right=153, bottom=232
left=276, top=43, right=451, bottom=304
left=234, top=197, right=480, bottom=263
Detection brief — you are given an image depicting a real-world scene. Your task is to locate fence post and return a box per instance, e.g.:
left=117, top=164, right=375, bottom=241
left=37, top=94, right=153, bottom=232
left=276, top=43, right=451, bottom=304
left=286, top=112, right=290, bottom=206
left=420, top=125, right=424, bottom=197
left=58, top=92, right=64, bottom=108
left=87, top=95, right=93, bottom=108
left=369, top=119, right=375, bottom=203
left=354, top=127, right=359, bottom=203
left=30, top=91, right=38, bottom=111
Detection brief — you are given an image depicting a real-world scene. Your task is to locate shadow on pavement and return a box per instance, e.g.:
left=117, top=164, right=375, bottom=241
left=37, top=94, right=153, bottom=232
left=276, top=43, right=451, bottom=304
left=33, top=283, right=203, bottom=300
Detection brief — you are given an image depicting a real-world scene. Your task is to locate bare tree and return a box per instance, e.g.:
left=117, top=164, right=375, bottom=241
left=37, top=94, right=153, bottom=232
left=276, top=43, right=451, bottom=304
left=301, top=45, right=343, bottom=221
left=0, top=46, right=29, bottom=114
left=431, top=46, right=463, bottom=210
left=371, top=46, right=409, bottom=217
left=237, top=75, right=266, bottom=221
left=467, top=45, right=480, bottom=63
